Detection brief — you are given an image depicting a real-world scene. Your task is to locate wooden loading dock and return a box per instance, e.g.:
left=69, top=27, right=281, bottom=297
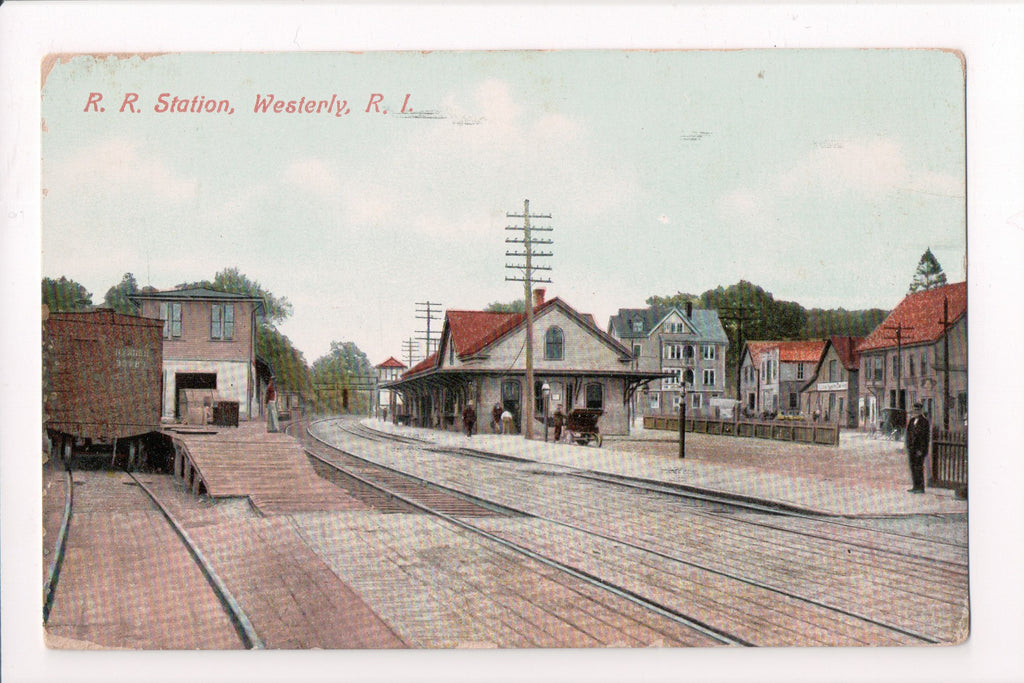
left=165, top=421, right=356, bottom=514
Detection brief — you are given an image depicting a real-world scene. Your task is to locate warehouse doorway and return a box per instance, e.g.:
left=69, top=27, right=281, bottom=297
left=174, top=372, right=217, bottom=419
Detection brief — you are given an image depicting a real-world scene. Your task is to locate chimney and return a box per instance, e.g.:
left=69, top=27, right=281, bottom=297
left=685, top=301, right=693, bottom=318
left=534, top=288, right=546, bottom=308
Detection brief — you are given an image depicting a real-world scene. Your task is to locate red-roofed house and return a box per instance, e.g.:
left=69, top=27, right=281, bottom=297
left=857, top=282, right=967, bottom=430
left=739, top=340, right=827, bottom=417
left=384, top=291, right=666, bottom=436
left=375, top=356, right=407, bottom=421
left=799, top=336, right=863, bottom=427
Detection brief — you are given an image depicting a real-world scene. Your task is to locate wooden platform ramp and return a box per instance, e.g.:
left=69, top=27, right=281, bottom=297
left=165, top=422, right=358, bottom=515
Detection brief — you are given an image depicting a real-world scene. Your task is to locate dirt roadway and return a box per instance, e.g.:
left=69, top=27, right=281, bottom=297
left=605, top=427, right=913, bottom=490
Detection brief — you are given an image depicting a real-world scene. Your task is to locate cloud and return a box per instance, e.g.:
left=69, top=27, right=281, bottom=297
left=282, top=158, right=343, bottom=199
left=45, top=137, right=197, bottom=201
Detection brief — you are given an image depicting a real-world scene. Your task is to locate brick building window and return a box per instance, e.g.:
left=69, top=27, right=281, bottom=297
left=159, top=302, right=182, bottom=339
left=210, top=303, right=234, bottom=340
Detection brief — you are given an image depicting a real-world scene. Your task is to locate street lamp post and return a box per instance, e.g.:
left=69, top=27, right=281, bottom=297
left=542, top=382, right=551, bottom=442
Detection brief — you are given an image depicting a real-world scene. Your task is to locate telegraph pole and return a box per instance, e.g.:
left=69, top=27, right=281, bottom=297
left=402, top=337, right=419, bottom=368
left=415, top=301, right=442, bottom=357
left=936, top=296, right=953, bottom=430
left=505, top=199, right=552, bottom=440
left=883, top=322, right=913, bottom=412
left=718, top=305, right=758, bottom=402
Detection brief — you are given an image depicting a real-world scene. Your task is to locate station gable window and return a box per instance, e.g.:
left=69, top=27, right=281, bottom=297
left=585, top=382, right=604, bottom=410
left=544, top=326, right=564, bottom=360
left=211, top=303, right=234, bottom=340
left=159, top=302, right=182, bottom=339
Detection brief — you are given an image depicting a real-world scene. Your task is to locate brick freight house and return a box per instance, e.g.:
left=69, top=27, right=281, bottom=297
left=131, top=288, right=265, bottom=422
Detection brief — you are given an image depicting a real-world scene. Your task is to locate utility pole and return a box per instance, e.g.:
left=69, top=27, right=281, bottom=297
left=505, top=199, right=552, bottom=440
left=402, top=337, right=419, bottom=368
left=936, top=296, right=953, bottom=431
left=415, top=301, right=442, bottom=357
left=883, top=322, right=913, bottom=413
left=718, top=305, right=758, bottom=403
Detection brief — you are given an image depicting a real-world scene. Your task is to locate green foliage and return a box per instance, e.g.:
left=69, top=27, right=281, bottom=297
left=257, top=326, right=312, bottom=394
left=102, top=272, right=140, bottom=314
left=909, top=247, right=948, bottom=293
left=41, top=276, right=92, bottom=311
left=178, top=267, right=293, bottom=325
left=802, top=308, right=889, bottom=338
left=311, top=341, right=375, bottom=414
left=484, top=300, right=525, bottom=313
left=645, top=292, right=699, bottom=311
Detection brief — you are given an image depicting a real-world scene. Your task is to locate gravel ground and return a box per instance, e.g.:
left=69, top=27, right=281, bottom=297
left=604, top=424, right=913, bottom=489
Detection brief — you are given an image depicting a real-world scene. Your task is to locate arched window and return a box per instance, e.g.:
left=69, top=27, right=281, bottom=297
left=585, top=382, right=604, bottom=410
left=544, top=326, right=564, bottom=360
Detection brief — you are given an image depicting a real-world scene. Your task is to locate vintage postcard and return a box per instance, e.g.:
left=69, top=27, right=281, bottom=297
left=5, top=5, right=1023, bottom=683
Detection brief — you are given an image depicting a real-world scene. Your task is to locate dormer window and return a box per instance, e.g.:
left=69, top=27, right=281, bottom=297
left=631, top=318, right=644, bottom=333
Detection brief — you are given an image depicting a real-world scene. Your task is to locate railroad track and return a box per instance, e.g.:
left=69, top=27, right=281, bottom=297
left=306, top=417, right=967, bottom=646
left=42, top=466, right=262, bottom=649
left=292, top=419, right=751, bottom=646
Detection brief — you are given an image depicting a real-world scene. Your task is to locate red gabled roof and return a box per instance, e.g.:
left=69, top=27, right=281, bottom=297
left=744, top=341, right=777, bottom=363
left=376, top=356, right=407, bottom=369
left=829, top=336, right=863, bottom=371
left=858, top=282, right=967, bottom=352
left=403, top=352, right=438, bottom=378
left=446, top=310, right=522, bottom=357
left=779, top=340, right=827, bottom=363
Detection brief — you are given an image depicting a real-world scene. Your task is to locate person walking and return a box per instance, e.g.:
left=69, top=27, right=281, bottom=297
left=462, top=404, right=477, bottom=437
left=905, top=401, right=930, bottom=493
left=265, top=378, right=279, bottom=433
left=491, top=403, right=503, bottom=433
left=552, top=405, right=566, bottom=442
left=501, top=408, right=514, bottom=435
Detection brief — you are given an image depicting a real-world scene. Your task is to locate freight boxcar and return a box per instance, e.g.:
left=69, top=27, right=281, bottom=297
left=44, top=309, right=163, bottom=469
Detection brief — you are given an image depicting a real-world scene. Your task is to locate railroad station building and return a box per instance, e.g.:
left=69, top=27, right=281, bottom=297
left=856, top=281, right=967, bottom=431
left=131, top=287, right=265, bottom=422
left=607, top=302, right=729, bottom=418
left=382, top=290, right=666, bottom=436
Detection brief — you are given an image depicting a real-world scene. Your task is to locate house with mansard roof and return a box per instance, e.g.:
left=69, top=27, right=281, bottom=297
left=607, top=302, right=729, bottom=417
left=799, top=336, right=863, bottom=427
left=383, top=290, right=666, bottom=436
left=857, top=281, right=966, bottom=431
left=739, top=339, right=827, bottom=417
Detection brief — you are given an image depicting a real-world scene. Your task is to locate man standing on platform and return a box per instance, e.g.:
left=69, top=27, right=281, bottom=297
left=462, top=403, right=476, bottom=437
left=265, top=378, right=279, bottom=433
left=905, top=401, right=930, bottom=493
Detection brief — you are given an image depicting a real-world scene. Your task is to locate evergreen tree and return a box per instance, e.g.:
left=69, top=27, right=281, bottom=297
left=908, top=247, right=948, bottom=293
left=41, top=276, right=92, bottom=311
left=102, top=272, right=140, bottom=314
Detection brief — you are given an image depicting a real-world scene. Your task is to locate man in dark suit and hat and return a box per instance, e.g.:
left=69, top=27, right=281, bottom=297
left=905, top=401, right=930, bottom=493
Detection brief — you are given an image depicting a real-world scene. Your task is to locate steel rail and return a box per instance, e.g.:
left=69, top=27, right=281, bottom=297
left=301, top=419, right=750, bottom=646
left=322, top=418, right=951, bottom=645
left=129, top=474, right=264, bottom=649
left=42, top=467, right=74, bottom=624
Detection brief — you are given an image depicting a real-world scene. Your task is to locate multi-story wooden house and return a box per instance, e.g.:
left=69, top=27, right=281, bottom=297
left=131, top=287, right=265, bottom=421
left=857, top=282, right=967, bottom=430
left=799, top=336, right=863, bottom=427
left=739, top=340, right=827, bottom=417
left=607, top=302, right=729, bottom=417
left=384, top=290, right=665, bottom=436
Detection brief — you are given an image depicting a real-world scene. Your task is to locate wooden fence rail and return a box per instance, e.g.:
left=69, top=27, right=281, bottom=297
left=930, top=428, right=967, bottom=495
left=643, top=415, right=839, bottom=447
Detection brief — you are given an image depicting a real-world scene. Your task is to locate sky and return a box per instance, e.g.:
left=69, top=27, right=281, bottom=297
left=40, top=49, right=966, bottom=367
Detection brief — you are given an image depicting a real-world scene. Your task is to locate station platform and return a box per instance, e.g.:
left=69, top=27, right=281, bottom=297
left=163, top=421, right=356, bottom=515
left=357, top=418, right=968, bottom=518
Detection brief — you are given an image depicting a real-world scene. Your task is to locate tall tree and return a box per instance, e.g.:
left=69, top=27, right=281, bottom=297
left=178, top=267, right=293, bottom=325
left=908, top=247, right=948, bottom=293
left=41, top=276, right=92, bottom=311
left=102, top=272, right=140, bottom=314
left=311, top=341, right=374, bottom=414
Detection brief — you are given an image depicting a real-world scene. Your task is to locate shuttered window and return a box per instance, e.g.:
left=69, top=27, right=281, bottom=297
left=159, top=302, right=182, bottom=339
